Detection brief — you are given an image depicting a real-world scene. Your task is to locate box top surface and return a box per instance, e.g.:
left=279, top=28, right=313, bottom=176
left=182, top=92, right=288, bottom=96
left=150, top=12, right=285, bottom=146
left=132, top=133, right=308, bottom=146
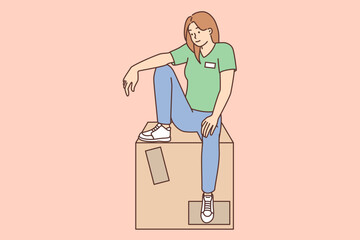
left=136, top=122, right=233, bottom=144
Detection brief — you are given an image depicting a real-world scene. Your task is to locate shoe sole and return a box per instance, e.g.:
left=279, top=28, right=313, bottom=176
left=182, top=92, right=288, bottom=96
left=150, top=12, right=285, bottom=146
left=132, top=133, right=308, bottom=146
left=138, top=136, right=171, bottom=142
left=201, top=212, right=214, bottom=223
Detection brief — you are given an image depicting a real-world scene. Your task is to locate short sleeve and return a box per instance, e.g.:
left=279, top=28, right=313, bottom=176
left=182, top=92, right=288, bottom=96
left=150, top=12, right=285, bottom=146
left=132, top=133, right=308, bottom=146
left=170, top=44, right=191, bottom=65
left=218, top=43, right=237, bottom=72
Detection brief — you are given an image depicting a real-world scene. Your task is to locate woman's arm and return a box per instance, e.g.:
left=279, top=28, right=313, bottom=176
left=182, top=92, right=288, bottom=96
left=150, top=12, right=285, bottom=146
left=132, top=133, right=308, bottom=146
left=201, top=69, right=235, bottom=137
left=123, top=53, right=174, bottom=96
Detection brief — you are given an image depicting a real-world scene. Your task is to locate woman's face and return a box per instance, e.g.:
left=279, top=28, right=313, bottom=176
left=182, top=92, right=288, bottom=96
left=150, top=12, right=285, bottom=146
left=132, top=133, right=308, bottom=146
left=188, top=22, right=213, bottom=47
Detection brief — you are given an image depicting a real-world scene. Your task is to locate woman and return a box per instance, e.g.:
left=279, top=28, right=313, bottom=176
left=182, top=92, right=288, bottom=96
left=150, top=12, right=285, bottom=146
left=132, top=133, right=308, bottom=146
left=123, top=11, right=236, bottom=223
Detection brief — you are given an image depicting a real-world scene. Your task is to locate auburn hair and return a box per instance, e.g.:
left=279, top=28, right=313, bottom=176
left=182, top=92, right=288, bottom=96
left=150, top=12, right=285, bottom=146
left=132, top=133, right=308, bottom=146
left=184, top=11, right=220, bottom=63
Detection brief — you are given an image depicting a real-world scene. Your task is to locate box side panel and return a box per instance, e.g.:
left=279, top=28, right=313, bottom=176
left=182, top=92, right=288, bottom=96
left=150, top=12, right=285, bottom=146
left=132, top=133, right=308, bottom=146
left=136, top=142, right=234, bottom=229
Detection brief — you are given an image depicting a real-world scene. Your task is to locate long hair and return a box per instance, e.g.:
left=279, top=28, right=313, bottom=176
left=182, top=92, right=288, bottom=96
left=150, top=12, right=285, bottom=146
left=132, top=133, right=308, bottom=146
left=184, top=11, right=220, bottom=63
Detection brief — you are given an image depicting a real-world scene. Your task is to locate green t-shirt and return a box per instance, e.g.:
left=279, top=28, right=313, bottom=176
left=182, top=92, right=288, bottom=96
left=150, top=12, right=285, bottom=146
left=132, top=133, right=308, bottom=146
left=170, top=42, right=236, bottom=111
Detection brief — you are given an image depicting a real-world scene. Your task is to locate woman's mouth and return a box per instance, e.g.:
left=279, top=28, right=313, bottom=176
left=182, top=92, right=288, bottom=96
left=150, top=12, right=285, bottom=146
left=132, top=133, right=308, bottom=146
left=195, top=40, right=201, bottom=43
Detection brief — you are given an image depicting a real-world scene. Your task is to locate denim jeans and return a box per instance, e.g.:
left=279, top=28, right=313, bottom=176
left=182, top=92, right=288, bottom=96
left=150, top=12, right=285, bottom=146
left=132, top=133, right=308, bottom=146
left=154, top=65, right=221, bottom=193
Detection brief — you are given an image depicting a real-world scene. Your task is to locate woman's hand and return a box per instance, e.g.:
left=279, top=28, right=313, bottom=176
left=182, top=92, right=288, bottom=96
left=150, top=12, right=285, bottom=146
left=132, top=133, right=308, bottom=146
left=123, top=67, right=139, bottom=96
left=201, top=115, right=219, bottom=138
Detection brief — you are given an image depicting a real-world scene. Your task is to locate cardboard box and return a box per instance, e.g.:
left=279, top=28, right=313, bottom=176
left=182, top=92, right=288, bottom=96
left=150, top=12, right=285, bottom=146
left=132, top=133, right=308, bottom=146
left=135, top=122, right=234, bottom=229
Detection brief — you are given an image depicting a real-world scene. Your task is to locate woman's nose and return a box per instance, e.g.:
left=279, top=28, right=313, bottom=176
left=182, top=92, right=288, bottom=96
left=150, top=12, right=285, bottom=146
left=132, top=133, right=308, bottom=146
left=193, top=33, right=197, bottom=39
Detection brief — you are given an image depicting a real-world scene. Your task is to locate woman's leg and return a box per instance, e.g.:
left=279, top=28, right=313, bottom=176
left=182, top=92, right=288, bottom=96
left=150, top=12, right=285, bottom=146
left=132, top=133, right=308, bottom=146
left=154, top=65, right=200, bottom=132
left=199, top=115, right=222, bottom=193
left=154, top=65, right=221, bottom=222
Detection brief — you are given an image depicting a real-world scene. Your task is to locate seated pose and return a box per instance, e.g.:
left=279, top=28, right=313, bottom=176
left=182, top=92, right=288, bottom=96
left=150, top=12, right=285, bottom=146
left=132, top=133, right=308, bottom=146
left=123, top=11, right=236, bottom=223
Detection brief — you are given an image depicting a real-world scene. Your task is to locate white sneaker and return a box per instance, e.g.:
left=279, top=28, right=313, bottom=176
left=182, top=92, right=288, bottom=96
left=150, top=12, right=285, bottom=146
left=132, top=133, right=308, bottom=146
left=139, top=123, right=171, bottom=142
left=201, top=193, right=214, bottom=223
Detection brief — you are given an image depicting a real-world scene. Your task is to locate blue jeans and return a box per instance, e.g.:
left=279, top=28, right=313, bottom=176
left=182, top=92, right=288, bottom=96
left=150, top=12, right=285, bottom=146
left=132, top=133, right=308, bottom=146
left=154, top=65, right=221, bottom=193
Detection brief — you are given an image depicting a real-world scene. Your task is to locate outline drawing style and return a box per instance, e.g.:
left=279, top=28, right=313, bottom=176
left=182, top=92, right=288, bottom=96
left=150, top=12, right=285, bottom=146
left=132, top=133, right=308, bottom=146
left=123, top=11, right=236, bottom=227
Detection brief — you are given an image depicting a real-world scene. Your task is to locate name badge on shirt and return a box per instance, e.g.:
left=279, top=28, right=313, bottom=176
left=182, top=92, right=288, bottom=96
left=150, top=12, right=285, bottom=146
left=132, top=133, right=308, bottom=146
left=204, top=62, right=216, bottom=69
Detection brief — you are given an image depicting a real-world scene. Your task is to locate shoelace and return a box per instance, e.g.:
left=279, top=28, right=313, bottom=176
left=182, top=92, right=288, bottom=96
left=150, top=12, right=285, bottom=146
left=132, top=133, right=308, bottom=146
left=204, top=196, right=212, bottom=211
left=150, top=124, right=162, bottom=132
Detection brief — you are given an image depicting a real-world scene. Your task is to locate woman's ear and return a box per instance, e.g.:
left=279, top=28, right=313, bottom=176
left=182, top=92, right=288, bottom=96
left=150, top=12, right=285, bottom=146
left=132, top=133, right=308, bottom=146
left=208, top=28, right=213, bottom=34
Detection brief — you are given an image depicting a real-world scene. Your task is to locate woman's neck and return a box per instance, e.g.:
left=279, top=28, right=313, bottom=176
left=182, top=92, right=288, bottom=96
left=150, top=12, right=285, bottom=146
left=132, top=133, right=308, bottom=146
left=200, top=40, right=215, bottom=57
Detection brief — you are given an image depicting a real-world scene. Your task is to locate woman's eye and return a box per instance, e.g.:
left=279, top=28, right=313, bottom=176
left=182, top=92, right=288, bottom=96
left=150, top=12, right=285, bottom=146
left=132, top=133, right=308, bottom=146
left=198, top=31, right=200, bottom=34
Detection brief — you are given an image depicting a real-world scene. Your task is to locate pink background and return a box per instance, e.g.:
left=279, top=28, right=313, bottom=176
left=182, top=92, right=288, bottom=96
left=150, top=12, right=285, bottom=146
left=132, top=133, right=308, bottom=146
left=1, top=0, right=359, bottom=239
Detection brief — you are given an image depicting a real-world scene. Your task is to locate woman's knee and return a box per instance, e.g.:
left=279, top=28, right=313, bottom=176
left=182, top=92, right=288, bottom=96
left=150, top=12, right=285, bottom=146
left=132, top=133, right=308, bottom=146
left=154, top=65, right=174, bottom=79
left=202, top=129, right=221, bottom=141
